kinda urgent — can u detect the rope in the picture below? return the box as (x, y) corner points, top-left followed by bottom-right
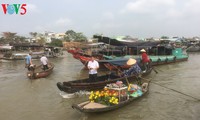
(153, 82), (200, 101)
(140, 77), (200, 101)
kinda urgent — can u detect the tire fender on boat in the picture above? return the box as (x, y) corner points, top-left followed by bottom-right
(157, 58), (161, 63)
(165, 58), (168, 63)
(142, 83), (148, 92)
(173, 57), (176, 62)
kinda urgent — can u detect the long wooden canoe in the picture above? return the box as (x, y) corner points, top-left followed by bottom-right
(72, 79), (150, 113)
(27, 63), (54, 79)
(56, 67), (152, 93)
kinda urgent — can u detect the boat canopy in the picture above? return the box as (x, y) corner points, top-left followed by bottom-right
(100, 58), (141, 66)
(93, 35), (173, 48)
(0, 46), (13, 50)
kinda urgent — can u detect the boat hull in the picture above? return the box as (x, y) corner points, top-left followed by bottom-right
(27, 63), (54, 79)
(72, 79), (150, 113)
(56, 68), (152, 93)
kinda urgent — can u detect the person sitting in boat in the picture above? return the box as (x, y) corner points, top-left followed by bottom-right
(140, 49), (150, 72)
(122, 58), (142, 77)
(40, 54), (49, 71)
(87, 56), (99, 82)
(25, 52), (33, 71)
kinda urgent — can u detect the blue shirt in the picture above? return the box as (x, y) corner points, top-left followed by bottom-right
(25, 55), (31, 64)
(123, 64), (142, 76)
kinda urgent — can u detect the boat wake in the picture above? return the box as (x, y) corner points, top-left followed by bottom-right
(59, 91), (90, 98)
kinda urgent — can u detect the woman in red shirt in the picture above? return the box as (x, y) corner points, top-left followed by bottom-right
(140, 49), (150, 72)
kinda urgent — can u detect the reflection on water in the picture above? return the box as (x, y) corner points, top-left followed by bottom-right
(0, 51), (200, 120)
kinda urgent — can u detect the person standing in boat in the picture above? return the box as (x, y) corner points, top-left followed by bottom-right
(140, 49), (150, 72)
(87, 56), (99, 82)
(40, 54), (49, 71)
(25, 52), (33, 71)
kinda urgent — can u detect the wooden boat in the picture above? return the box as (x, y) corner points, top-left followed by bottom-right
(27, 63), (54, 79)
(0, 50), (63, 62)
(44, 47), (64, 58)
(76, 47), (188, 71)
(92, 37), (189, 66)
(1, 52), (43, 61)
(71, 78), (150, 113)
(103, 47), (188, 69)
(78, 55), (106, 68)
(102, 58), (141, 70)
(56, 67), (152, 93)
(186, 45), (200, 52)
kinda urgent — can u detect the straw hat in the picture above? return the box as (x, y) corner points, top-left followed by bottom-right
(140, 49), (146, 52)
(127, 58), (136, 65)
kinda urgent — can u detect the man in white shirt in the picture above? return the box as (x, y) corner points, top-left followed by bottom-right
(40, 54), (49, 71)
(87, 56), (99, 81)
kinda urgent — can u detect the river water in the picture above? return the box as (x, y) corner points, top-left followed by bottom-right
(0, 51), (200, 120)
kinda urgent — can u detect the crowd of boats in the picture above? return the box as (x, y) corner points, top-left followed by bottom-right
(0, 36), (192, 113)
(57, 37), (190, 113)
(0, 44), (63, 79)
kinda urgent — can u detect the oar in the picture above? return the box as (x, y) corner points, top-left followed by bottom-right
(152, 67), (158, 74)
(107, 63), (132, 86)
(148, 62), (158, 74)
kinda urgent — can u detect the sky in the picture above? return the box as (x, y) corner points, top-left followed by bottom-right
(0, 0), (200, 38)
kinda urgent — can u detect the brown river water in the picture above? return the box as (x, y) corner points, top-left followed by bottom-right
(0, 51), (200, 120)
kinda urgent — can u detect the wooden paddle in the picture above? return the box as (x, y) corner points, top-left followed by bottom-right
(107, 63), (132, 87)
(152, 67), (158, 74)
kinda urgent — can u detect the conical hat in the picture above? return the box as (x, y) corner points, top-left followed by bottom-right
(140, 49), (146, 52)
(127, 58), (136, 65)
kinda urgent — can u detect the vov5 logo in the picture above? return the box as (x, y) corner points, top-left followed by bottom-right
(1, 4), (27, 15)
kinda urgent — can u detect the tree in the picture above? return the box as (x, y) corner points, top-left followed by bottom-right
(74, 32), (87, 42)
(64, 30), (87, 42)
(161, 36), (169, 39)
(64, 30), (76, 41)
(0, 37), (5, 43)
(37, 37), (46, 45)
(14, 36), (27, 43)
(1, 32), (17, 44)
(29, 32), (38, 38)
(48, 39), (63, 47)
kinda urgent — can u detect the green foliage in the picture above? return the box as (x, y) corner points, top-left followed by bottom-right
(48, 39), (63, 47)
(161, 36), (169, 39)
(37, 37), (46, 45)
(1, 32), (17, 44)
(29, 32), (38, 38)
(15, 36), (27, 43)
(0, 32), (29, 44)
(0, 37), (5, 44)
(64, 30), (87, 42)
